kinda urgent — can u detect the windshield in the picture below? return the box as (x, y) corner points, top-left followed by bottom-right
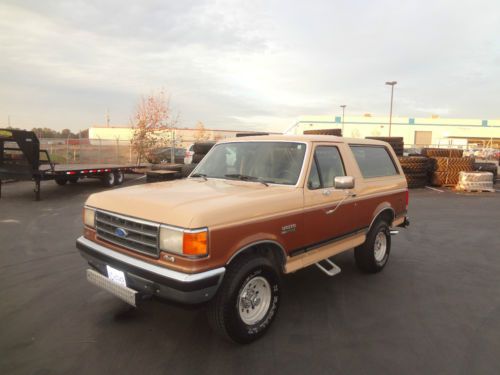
(193, 141), (306, 185)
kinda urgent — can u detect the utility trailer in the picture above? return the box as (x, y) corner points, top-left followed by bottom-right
(0, 129), (139, 201)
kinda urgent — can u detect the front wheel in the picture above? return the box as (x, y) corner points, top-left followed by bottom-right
(207, 254), (281, 344)
(354, 220), (391, 273)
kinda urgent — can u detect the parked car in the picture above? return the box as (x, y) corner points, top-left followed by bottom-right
(183, 144), (194, 164)
(146, 147), (186, 164)
(77, 135), (409, 343)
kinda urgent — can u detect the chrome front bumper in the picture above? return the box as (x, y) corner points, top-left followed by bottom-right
(76, 236), (225, 305)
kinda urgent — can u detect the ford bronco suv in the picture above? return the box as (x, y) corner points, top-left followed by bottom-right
(77, 135), (409, 343)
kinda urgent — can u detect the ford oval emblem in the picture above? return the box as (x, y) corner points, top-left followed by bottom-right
(115, 227), (128, 238)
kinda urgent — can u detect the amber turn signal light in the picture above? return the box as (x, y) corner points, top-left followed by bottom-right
(183, 230), (208, 256)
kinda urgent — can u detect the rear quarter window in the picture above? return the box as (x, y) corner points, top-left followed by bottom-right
(349, 145), (399, 178)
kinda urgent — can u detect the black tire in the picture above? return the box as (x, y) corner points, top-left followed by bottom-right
(101, 172), (115, 187)
(354, 220), (391, 273)
(114, 171), (124, 185)
(207, 254), (281, 344)
(406, 173), (428, 188)
(181, 164), (197, 178)
(193, 142), (215, 154)
(55, 178), (67, 186)
(68, 176), (79, 184)
(192, 153), (205, 164)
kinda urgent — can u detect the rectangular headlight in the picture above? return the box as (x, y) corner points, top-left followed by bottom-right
(159, 226), (208, 257)
(83, 207), (95, 228)
(159, 226), (183, 254)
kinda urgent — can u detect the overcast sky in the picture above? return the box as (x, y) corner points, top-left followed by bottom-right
(1, 0), (499, 132)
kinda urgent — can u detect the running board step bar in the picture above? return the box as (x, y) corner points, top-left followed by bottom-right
(285, 232), (366, 274)
(315, 259), (341, 277)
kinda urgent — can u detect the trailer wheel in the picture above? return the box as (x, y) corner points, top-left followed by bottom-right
(102, 172), (115, 187)
(114, 171), (124, 185)
(69, 176), (79, 184)
(55, 178), (67, 186)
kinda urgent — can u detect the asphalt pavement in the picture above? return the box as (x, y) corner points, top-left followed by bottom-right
(1, 177), (499, 375)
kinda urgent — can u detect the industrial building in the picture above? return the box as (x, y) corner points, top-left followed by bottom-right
(89, 115), (500, 150)
(88, 126), (261, 146)
(288, 115), (500, 148)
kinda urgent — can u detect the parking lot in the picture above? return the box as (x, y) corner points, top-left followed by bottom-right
(1, 177), (499, 375)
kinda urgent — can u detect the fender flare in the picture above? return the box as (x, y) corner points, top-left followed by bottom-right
(226, 240), (287, 269)
(368, 205), (395, 232)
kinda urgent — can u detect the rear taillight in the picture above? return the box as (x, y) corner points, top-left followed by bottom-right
(405, 189), (409, 210)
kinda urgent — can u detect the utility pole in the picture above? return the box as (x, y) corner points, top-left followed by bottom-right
(385, 81), (397, 137)
(106, 108), (110, 127)
(340, 105), (346, 136)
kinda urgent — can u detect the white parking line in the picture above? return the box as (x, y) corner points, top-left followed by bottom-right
(133, 175), (146, 181)
(425, 186), (444, 193)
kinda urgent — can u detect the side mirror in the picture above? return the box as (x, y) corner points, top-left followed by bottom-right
(334, 176), (355, 190)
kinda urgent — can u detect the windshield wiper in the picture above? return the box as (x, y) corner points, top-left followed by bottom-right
(224, 174), (272, 186)
(191, 173), (208, 181)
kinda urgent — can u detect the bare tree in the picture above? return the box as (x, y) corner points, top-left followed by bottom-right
(194, 121), (208, 141)
(131, 91), (177, 164)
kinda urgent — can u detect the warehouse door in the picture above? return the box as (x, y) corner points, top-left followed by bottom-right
(415, 131), (432, 146)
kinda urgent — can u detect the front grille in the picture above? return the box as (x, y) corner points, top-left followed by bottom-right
(95, 210), (160, 257)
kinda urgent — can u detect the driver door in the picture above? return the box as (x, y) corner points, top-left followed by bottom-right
(303, 144), (356, 246)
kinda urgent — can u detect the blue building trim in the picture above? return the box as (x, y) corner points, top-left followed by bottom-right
(297, 120), (500, 128)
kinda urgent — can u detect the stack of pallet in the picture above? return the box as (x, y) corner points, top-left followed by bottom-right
(398, 156), (431, 188)
(456, 171), (495, 192)
(366, 137), (404, 156)
(430, 157), (474, 186)
(421, 148), (463, 158)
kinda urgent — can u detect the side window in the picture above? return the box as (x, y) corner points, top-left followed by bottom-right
(307, 146), (345, 189)
(350, 145), (398, 178)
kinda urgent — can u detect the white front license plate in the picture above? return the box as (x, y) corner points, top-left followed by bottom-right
(106, 265), (126, 287)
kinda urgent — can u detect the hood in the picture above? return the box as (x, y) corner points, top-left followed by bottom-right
(86, 178), (304, 228)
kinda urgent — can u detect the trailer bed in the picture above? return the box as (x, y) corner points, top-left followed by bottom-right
(39, 164), (139, 173)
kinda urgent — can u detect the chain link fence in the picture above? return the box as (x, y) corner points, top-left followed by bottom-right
(39, 136), (208, 165)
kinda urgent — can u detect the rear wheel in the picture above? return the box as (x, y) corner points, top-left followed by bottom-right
(101, 172), (115, 187)
(354, 220), (391, 273)
(55, 178), (67, 186)
(207, 254), (281, 344)
(114, 171), (124, 185)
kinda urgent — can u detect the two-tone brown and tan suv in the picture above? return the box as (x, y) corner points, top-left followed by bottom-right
(77, 135), (409, 343)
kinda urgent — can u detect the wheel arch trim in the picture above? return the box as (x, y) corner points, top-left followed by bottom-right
(226, 240), (287, 268)
(368, 206), (395, 232)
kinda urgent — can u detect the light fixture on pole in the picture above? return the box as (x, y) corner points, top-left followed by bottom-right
(340, 105), (346, 135)
(385, 81), (397, 136)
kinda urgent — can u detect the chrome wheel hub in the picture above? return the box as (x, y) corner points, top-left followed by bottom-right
(238, 276), (272, 325)
(374, 231), (387, 262)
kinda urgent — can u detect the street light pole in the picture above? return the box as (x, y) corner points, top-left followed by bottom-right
(340, 105), (346, 135)
(385, 81), (397, 137)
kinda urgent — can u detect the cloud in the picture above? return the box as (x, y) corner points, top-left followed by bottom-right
(1, 0), (499, 131)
